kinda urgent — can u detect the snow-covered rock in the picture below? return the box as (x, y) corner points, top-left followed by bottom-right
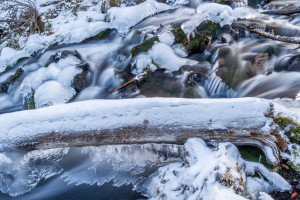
(143, 138), (290, 200)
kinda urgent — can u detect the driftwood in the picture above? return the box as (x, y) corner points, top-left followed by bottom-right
(0, 98), (287, 165)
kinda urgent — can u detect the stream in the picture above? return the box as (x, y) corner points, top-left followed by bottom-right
(0, 0), (299, 199)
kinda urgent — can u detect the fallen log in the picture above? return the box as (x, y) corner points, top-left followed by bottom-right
(0, 98), (287, 165)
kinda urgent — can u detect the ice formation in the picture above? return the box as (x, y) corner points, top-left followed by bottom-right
(0, 148), (68, 197)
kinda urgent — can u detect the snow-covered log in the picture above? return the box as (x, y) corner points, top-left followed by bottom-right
(0, 98), (286, 164)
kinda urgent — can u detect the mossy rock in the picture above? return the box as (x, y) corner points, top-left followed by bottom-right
(171, 21), (221, 55)
(85, 29), (111, 41)
(5, 57), (28, 72)
(131, 36), (159, 58)
(24, 91), (35, 110)
(9, 68), (24, 83)
(274, 115), (300, 145)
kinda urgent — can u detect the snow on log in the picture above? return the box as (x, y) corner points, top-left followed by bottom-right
(0, 98), (284, 164)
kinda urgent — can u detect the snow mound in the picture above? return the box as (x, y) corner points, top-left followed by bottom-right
(143, 138), (290, 200)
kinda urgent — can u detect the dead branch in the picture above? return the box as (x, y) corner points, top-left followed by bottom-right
(263, 9), (300, 16)
(248, 27), (300, 44)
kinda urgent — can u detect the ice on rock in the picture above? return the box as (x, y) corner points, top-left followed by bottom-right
(0, 47), (29, 73)
(108, 0), (172, 34)
(34, 81), (76, 108)
(159, 31), (175, 46)
(132, 42), (194, 74)
(143, 138), (290, 200)
(21, 55), (82, 108)
(172, 44), (188, 57)
(182, 3), (259, 36)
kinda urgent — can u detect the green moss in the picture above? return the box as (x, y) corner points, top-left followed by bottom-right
(91, 29), (110, 40)
(136, 0), (146, 4)
(205, 21), (221, 32)
(131, 36), (159, 58)
(188, 34), (209, 53)
(238, 146), (275, 169)
(28, 100), (36, 110)
(5, 66), (14, 72)
(9, 68), (23, 83)
(171, 28), (186, 43)
(274, 115), (300, 144)
(24, 89), (35, 110)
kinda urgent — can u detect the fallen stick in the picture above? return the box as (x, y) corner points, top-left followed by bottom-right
(110, 78), (137, 94)
(0, 98), (287, 165)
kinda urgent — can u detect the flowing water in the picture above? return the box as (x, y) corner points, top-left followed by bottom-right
(0, 0), (300, 199)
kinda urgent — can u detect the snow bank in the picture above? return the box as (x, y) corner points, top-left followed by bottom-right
(143, 138), (290, 200)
